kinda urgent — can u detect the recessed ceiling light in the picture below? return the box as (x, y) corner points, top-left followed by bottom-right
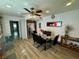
(66, 2), (72, 6)
(6, 5), (11, 8)
(46, 10), (49, 13)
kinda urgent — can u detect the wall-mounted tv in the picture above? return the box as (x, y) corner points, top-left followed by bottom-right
(47, 21), (62, 27)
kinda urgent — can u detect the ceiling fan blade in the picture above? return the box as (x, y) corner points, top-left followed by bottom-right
(36, 10), (42, 13)
(30, 8), (34, 10)
(35, 14), (41, 16)
(24, 8), (31, 12)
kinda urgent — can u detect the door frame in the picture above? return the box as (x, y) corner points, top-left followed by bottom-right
(10, 21), (20, 38)
(26, 20), (37, 38)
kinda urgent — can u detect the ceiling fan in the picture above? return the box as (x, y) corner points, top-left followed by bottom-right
(24, 8), (42, 16)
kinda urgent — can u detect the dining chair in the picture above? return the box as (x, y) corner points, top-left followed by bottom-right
(52, 35), (59, 45)
(45, 35), (59, 50)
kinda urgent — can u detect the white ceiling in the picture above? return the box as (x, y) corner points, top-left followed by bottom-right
(0, 0), (79, 16)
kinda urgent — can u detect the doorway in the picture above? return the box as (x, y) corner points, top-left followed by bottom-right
(10, 21), (20, 39)
(26, 20), (37, 39)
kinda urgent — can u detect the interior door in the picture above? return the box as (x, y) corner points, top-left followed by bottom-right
(10, 21), (19, 39)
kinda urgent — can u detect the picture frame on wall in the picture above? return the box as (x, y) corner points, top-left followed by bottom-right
(47, 21), (62, 27)
(39, 23), (41, 28)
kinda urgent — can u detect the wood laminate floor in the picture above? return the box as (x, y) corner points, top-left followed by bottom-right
(13, 39), (79, 59)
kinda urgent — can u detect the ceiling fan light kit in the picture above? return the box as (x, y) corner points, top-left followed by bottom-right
(24, 7), (56, 20)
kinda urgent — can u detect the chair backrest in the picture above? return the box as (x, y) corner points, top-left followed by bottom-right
(53, 35), (59, 45)
(32, 33), (36, 41)
(37, 35), (46, 45)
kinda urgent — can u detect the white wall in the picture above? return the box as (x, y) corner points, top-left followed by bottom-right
(20, 18), (27, 39)
(2, 15), (28, 39)
(37, 9), (79, 38)
(2, 16), (19, 36)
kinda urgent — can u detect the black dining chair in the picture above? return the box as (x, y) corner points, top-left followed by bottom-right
(36, 35), (46, 48)
(52, 35), (59, 45)
(32, 33), (37, 44)
(45, 35), (59, 50)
